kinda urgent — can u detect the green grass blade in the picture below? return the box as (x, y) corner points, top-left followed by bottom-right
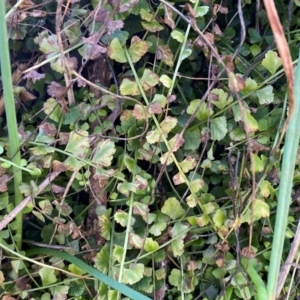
(267, 49), (300, 299)
(0, 0), (23, 250)
(23, 247), (151, 300)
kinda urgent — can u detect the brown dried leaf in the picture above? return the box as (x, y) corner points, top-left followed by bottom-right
(119, 0), (139, 13)
(107, 20), (124, 35)
(57, 98), (69, 113)
(18, 88), (36, 102)
(0, 174), (9, 192)
(83, 34), (100, 44)
(129, 232), (144, 249)
(39, 122), (57, 136)
(213, 24), (223, 36)
(19, 0), (35, 9)
(57, 223), (70, 235)
(47, 82), (68, 98)
(132, 104), (150, 120)
(156, 45), (174, 67)
(163, 4), (175, 29)
(228, 72), (245, 93)
(241, 246), (256, 259)
(30, 10), (47, 17)
(84, 44), (107, 60)
(0, 96), (5, 116)
(133, 203), (149, 217)
(70, 223), (82, 239)
(3, 296), (18, 300)
(187, 260), (198, 271)
(170, 134), (185, 151)
(12, 68), (23, 85)
(58, 132), (69, 145)
(94, 7), (109, 23)
(50, 184), (65, 194)
(184, 3), (195, 18)
(172, 172), (185, 185)
(216, 256), (225, 267)
(213, 4), (228, 15)
(248, 138), (270, 153)
(23, 70), (45, 83)
(52, 160), (69, 172)
(66, 56), (78, 71)
(167, 95), (177, 103)
(148, 102), (162, 114)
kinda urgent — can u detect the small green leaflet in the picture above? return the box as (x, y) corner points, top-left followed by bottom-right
(39, 267), (57, 286)
(94, 244), (109, 273)
(120, 78), (140, 96)
(195, 6), (209, 17)
(140, 9), (164, 32)
(160, 74), (172, 88)
(44, 98), (63, 123)
(187, 100), (214, 121)
(160, 116), (177, 133)
(129, 36), (148, 63)
(140, 69), (159, 91)
(114, 210), (136, 227)
(179, 156), (197, 173)
(92, 139), (116, 167)
(213, 209), (226, 228)
(39, 34), (60, 55)
(122, 264), (145, 285)
(144, 238), (159, 252)
(157, 44), (174, 67)
(107, 38), (127, 63)
(242, 199), (270, 224)
(256, 85), (274, 105)
(181, 48), (192, 60)
(171, 29), (184, 43)
(65, 130), (89, 156)
(261, 50), (282, 75)
(210, 116), (227, 141)
(244, 112), (259, 133)
(210, 89), (233, 109)
(183, 128), (201, 150)
(117, 181), (138, 197)
(161, 197), (185, 220)
(0, 192), (8, 210)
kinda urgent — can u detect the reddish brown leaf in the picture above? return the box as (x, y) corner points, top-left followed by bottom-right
(30, 10), (47, 17)
(57, 98), (69, 113)
(23, 70), (45, 83)
(216, 256), (225, 267)
(94, 7), (109, 23)
(163, 4), (175, 29)
(107, 20), (124, 35)
(19, 0), (35, 9)
(18, 88), (36, 102)
(47, 82), (68, 99)
(53, 160), (69, 172)
(241, 246), (256, 259)
(66, 57), (78, 71)
(213, 4), (228, 15)
(85, 44), (107, 60)
(167, 95), (177, 103)
(0, 174), (9, 192)
(39, 122), (57, 136)
(228, 72), (245, 93)
(148, 102), (162, 114)
(119, 0), (139, 13)
(213, 24), (223, 36)
(58, 132), (69, 145)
